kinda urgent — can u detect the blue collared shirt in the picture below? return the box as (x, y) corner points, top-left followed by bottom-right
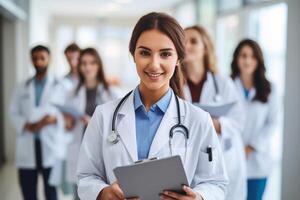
(243, 87), (250, 100)
(34, 76), (47, 106)
(134, 87), (172, 160)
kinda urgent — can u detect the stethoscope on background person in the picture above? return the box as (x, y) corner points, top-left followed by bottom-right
(107, 90), (190, 162)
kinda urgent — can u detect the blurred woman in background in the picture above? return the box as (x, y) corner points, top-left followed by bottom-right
(183, 25), (247, 200)
(231, 39), (280, 200)
(64, 48), (119, 199)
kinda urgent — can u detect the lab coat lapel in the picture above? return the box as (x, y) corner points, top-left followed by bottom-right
(95, 84), (104, 105)
(183, 84), (192, 102)
(40, 76), (54, 106)
(234, 78), (245, 98)
(28, 79), (35, 107)
(199, 72), (213, 104)
(77, 86), (87, 113)
(235, 78), (256, 101)
(116, 92), (138, 161)
(148, 92), (184, 158)
(183, 72), (213, 104)
(248, 87), (256, 101)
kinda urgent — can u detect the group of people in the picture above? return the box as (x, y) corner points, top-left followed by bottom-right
(10, 12), (279, 200)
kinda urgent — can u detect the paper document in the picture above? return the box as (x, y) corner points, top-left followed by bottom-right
(195, 101), (236, 118)
(54, 104), (84, 119)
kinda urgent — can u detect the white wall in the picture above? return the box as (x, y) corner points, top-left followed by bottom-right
(1, 0), (30, 163)
(29, 0), (50, 45)
(281, 0), (300, 199)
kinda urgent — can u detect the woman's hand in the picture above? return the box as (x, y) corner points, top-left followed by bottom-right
(64, 113), (76, 131)
(97, 182), (139, 200)
(80, 115), (91, 126)
(160, 185), (203, 200)
(212, 118), (221, 134)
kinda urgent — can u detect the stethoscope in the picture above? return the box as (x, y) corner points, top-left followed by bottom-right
(107, 90), (190, 162)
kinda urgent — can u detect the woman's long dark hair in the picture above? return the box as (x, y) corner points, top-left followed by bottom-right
(129, 12), (185, 98)
(75, 48), (109, 95)
(231, 39), (271, 103)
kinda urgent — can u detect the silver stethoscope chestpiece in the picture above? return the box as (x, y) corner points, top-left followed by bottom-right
(108, 131), (120, 144)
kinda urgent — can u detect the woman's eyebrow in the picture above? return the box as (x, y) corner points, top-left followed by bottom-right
(137, 46), (175, 52)
(137, 46), (151, 51)
(159, 48), (174, 52)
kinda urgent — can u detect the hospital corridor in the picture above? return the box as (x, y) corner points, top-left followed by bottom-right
(0, 0), (299, 200)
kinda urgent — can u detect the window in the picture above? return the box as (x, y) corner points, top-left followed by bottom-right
(216, 14), (240, 75)
(248, 4), (287, 199)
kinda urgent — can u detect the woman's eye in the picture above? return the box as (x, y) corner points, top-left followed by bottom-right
(191, 38), (197, 45)
(140, 50), (150, 56)
(161, 51), (172, 58)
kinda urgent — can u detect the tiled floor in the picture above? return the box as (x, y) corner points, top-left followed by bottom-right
(0, 162), (72, 200)
(0, 161), (281, 200)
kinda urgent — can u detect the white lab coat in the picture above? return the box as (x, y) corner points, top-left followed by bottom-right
(10, 75), (65, 169)
(65, 84), (119, 183)
(51, 74), (79, 106)
(234, 78), (280, 178)
(77, 90), (228, 200)
(48, 74), (79, 186)
(183, 72), (247, 200)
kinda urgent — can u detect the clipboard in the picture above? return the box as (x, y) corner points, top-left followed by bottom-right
(113, 155), (189, 200)
(53, 104), (84, 119)
(195, 101), (236, 118)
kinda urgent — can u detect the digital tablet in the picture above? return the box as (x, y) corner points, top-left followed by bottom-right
(113, 155), (189, 200)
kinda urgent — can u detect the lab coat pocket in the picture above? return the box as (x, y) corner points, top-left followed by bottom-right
(16, 136), (34, 164)
(222, 139), (238, 173)
(199, 148), (216, 178)
(20, 95), (31, 116)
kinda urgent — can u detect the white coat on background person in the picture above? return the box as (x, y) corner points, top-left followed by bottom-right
(183, 72), (247, 200)
(52, 74), (79, 106)
(10, 75), (65, 168)
(76, 90), (228, 200)
(183, 25), (246, 200)
(51, 43), (80, 106)
(234, 78), (280, 178)
(48, 44), (81, 189)
(65, 83), (119, 183)
(47, 74), (80, 188)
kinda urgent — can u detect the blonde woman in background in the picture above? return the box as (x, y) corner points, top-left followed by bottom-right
(183, 25), (247, 200)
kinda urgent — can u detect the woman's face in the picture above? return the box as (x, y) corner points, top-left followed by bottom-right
(184, 29), (205, 63)
(79, 54), (99, 82)
(237, 45), (258, 77)
(134, 29), (179, 92)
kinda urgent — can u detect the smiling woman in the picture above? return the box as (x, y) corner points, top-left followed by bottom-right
(129, 12), (186, 101)
(76, 12), (228, 200)
(132, 29), (178, 110)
